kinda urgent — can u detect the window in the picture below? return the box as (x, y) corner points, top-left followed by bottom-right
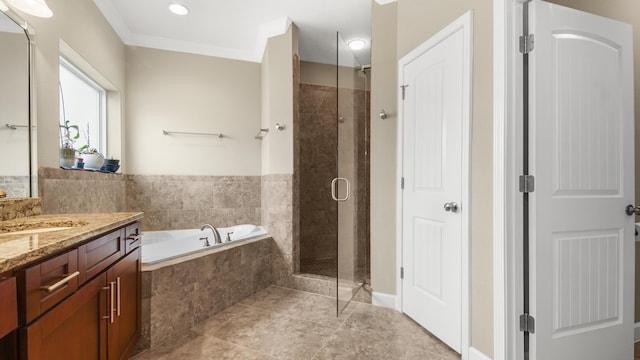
(59, 57), (106, 155)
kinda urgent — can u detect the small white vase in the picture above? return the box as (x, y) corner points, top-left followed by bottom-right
(83, 153), (105, 170)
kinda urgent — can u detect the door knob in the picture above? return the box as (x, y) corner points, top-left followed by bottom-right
(626, 204), (640, 216)
(444, 202), (458, 213)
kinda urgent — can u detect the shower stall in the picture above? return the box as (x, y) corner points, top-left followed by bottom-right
(297, 33), (370, 313)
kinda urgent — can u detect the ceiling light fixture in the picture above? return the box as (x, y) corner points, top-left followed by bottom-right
(169, 3), (189, 16)
(348, 39), (366, 51)
(7, 0), (53, 18)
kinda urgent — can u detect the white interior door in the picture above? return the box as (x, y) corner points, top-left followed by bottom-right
(400, 14), (470, 354)
(529, 1), (635, 359)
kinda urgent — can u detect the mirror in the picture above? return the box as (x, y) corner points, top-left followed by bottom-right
(0, 10), (33, 198)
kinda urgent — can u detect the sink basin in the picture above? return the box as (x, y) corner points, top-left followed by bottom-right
(0, 220), (88, 235)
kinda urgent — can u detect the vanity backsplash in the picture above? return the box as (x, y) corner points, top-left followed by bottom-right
(0, 198), (42, 222)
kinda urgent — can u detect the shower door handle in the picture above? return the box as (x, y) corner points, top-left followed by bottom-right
(331, 178), (350, 202)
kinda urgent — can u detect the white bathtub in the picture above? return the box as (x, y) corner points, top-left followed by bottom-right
(141, 224), (267, 265)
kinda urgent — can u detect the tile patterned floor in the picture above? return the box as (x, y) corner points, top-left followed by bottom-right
(132, 286), (460, 360)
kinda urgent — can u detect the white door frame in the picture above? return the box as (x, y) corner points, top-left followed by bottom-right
(494, 1), (525, 359)
(396, 10), (472, 359)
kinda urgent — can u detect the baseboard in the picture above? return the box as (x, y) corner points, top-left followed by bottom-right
(469, 347), (492, 360)
(371, 291), (396, 309)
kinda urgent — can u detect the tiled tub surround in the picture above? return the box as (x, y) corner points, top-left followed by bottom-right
(38, 167), (261, 231)
(127, 175), (261, 231)
(137, 235), (273, 353)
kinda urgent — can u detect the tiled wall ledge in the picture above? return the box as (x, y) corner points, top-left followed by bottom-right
(38, 167), (126, 214)
(0, 197), (42, 222)
(135, 236), (273, 354)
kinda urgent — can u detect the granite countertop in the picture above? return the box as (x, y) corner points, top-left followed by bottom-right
(0, 212), (143, 273)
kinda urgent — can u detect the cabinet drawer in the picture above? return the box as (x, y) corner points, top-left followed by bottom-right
(124, 222), (141, 254)
(79, 229), (125, 284)
(21, 272), (108, 360)
(18, 249), (79, 324)
(0, 277), (18, 339)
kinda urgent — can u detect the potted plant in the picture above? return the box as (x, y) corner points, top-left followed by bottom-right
(59, 120), (79, 168)
(80, 147), (105, 170)
(77, 124), (105, 170)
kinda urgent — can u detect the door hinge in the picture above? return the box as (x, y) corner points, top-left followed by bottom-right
(401, 85), (409, 100)
(519, 313), (535, 333)
(400, 267), (404, 279)
(519, 34), (535, 54)
(401, 177), (405, 189)
(519, 175), (535, 193)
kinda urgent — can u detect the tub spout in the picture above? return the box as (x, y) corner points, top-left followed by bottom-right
(200, 224), (222, 244)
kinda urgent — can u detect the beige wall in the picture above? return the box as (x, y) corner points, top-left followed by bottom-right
(125, 46), (261, 176)
(261, 26), (297, 175)
(22, 0), (125, 171)
(370, 0), (494, 356)
(370, 1), (398, 296)
(300, 61), (370, 90)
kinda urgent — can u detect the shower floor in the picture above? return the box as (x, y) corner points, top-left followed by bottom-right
(300, 257), (337, 278)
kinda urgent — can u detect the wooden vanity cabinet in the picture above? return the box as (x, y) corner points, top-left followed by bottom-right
(107, 248), (141, 360)
(20, 272), (108, 359)
(0, 277), (18, 339)
(15, 221), (141, 360)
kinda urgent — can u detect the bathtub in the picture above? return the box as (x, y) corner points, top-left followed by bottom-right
(141, 224), (267, 265)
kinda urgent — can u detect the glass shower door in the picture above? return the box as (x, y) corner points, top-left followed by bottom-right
(335, 32), (369, 315)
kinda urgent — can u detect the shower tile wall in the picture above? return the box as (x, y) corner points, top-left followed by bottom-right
(38, 168), (260, 231)
(299, 83), (338, 265)
(298, 82), (370, 281)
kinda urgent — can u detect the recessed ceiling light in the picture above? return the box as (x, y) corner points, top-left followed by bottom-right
(348, 39), (366, 51)
(169, 3), (188, 16)
(7, 0), (53, 17)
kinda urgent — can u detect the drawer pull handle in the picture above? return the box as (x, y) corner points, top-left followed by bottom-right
(127, 234), (141, 242)
(40, 271), (80, 293)
(102, 285), (111, 321)
(102, 281), (116, 323)
(116, 277), (121, 316)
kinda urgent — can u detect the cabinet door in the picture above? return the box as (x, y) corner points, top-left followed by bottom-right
(107, 248), (141, 360)
(21, 273), (107, 360)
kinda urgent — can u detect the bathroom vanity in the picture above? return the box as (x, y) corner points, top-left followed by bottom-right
(0, 212), (143, 360)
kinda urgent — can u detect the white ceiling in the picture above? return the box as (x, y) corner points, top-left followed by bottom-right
(92, 0), (373, 66)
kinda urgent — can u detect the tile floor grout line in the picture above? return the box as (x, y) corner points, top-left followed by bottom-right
(308, 324), (342, 360)
(205, 332), (279, 360)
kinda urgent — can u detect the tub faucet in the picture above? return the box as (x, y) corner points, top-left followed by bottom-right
(200, 224), (222, 245)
